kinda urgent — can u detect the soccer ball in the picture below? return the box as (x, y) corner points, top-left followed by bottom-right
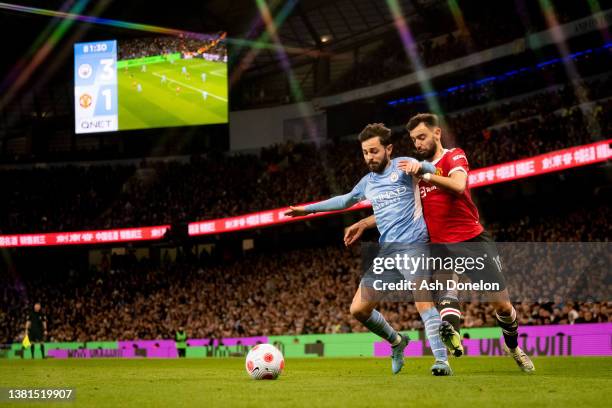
(245, 343), (284, 380)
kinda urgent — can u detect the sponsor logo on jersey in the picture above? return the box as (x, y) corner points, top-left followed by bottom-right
(371, 186), (407, 210)
(419, 184), (438, 198)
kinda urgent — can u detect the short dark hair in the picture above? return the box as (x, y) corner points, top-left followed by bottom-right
(406, 113), (440, 131)
(358, 123), (392, 146)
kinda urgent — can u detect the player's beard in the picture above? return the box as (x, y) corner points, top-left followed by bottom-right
(368, 154), (389, 173)
(416, 142), (437, 161)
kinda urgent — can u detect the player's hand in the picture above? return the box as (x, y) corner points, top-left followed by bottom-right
(344, 221), (366, 247)
(398, 160), (422, 177)
(284, 206), (309, 217)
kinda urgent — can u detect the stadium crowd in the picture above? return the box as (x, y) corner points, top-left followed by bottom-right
(1, 204), (609, 343)
(118, 35), (226, 60)
(1, 72), (610, 235)
(431, 90), (611, 168)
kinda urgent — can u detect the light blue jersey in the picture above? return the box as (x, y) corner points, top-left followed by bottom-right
(305, 157), (435, 243)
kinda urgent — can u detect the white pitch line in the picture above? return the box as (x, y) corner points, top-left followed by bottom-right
(152, 72), (228, 102)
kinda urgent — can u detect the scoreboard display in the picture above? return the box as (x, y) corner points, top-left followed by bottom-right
(74, 40), (119, 134)
(73, 35), (228, 134)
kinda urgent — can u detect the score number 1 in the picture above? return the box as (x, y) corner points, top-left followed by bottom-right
(102, 89), (112, 110)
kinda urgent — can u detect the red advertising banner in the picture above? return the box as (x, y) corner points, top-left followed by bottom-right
(467, 139), (611, 188)
(0, 226), (170, 248)
(1, 140), (610, 246)
(187, 200), (372, 236)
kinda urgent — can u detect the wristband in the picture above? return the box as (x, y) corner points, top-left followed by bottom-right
(422, 173), (432, 181)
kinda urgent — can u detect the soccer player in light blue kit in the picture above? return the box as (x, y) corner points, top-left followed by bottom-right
(286, 123), (452, 375)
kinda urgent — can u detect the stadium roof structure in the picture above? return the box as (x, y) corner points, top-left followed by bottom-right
(235, 0), (427, 76)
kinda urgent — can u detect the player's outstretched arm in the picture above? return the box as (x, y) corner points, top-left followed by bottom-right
(284, 193), (360, 217)
(344, 215), (376, 247)
(284, 177), (367, 217)
(284, 206), (309, 217)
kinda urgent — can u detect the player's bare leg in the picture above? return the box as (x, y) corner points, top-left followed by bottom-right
(350, 286), (408, 374)
(491, 291), (534, 373)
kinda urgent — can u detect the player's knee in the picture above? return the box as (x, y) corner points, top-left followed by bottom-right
(495, 302), (514, 316)
(349, 302), (371, 322)
(415, 301), (435, 314)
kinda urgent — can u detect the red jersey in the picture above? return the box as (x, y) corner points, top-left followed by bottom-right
(418, 148), (483, 243)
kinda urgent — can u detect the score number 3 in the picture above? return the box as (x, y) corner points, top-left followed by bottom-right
(99, 58), (115, 80)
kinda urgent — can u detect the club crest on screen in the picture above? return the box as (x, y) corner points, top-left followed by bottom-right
(79, 93), (92, 108)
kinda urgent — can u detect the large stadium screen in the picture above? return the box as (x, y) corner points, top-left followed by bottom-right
(73, 33), (227, 134)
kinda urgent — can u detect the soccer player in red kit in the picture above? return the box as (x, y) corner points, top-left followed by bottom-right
(344, 113), (534, 373)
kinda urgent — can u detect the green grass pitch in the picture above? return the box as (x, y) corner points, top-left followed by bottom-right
(117, 59), (228, 130)
(1, 357), (611, 407)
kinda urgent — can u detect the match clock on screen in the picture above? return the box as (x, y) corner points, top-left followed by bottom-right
(74, 40), (118, 133)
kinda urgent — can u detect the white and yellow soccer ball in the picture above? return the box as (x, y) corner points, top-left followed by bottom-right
(245, 343), (284, 380)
